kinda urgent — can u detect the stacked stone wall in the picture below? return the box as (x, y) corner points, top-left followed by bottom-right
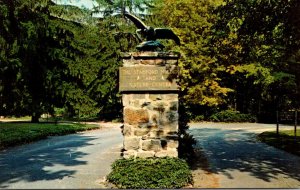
(122, 93), (178, 158)
(120, 52), (180, 158)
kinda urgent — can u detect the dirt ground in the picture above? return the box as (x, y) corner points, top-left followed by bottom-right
(187, 148), (220, 188)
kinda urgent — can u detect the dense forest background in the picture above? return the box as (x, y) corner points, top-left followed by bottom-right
(1, 0), (300, 123)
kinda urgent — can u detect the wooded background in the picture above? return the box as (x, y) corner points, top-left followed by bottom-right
(1, 0), (300, 123)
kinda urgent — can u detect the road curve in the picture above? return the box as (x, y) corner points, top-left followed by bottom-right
(189, 123), (300, 188)
(0, 124), (123, 189)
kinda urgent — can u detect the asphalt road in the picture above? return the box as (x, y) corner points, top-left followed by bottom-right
(0, 123), (123, 189)
(189, 122), (300, 188)
(1, 122), (300, 189)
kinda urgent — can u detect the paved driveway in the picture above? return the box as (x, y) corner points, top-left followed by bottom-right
(189, 123), (300, 188)
(0, 124), (123, 189)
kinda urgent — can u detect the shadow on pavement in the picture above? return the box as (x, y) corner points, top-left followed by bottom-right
(0, 134), (97, 188)
(188, 127), (300, 183)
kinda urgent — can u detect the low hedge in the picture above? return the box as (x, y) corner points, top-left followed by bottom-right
(209, 110), (256, 123)
(107, 157), (193, 189)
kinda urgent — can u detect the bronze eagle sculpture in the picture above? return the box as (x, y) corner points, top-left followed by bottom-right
(123, 12), (180, 51)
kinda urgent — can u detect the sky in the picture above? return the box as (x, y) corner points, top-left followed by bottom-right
(53, 0), (99, 9)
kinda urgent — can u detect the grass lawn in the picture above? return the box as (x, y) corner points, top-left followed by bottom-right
(0, 122), (99, 150)
(258, 129), (300, 156)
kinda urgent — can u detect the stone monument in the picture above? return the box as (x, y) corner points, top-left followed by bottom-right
(119, 12), (180, 159)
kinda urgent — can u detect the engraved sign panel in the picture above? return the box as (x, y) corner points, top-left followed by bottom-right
(119, 66), (178, 91)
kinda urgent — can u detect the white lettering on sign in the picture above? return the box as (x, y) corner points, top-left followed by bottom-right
(119, 66), (178, 91)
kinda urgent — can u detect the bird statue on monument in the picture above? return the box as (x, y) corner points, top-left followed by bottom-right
(123, 12), (180, 51)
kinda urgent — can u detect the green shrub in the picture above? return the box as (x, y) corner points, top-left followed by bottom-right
(192, 115), (205, 122)
(178, 133), (197, 164)
(107, 157), (193, 189)
(209, 110), (256, 123)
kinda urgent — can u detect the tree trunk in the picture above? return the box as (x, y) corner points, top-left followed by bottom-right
(31, 112), (40, 123)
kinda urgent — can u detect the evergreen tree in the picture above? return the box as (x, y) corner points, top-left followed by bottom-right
(0, 0), (104, 121)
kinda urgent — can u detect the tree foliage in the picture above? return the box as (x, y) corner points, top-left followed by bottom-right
(0, 0), (154, 122)
(152, 0), (231, 107)
(212, 0), (300, 120)
(1, 0), (121, 121)
(152, 0), (300, 121)
(1, 0), (300, 123)
(1, 0), (60, 121)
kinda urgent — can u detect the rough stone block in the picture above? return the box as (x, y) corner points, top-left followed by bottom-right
(132, 94), (146, 99)
(153, 102), (167, 112)
(129, 51), (180, 58)
(134, 128), (150, 136)
(166, 111), (178, 123)
(123, 150), (136, 159)
(170, 101), (178, 111)
(120, 52), (131, 58)
(138, 123), (149, 129)
(161, 140), (168, 149)
(165, 130), (179, 136)
(140, 59), (165, 65)
(133, 100), (141, 107)
(149, 130), (164, 138)
(158, 114), (176, 126)
(142, 139), (162, 152)
(122, 94), (131, 106)
(167, 140), (179, 148)
(165, 59), (178, 64)
(166, 134), (179, 140)
(149, 94), (163, 101)
(122, 124), (132, 136)
(155, 149), (178, 158)
(154, 151), (168, 158)
(132, 51), (159, 57)
(123, 59), (136, 66)
(162, 94), (178, 100)
(122, 96), (142, 107)
(166, 149), (178, 157)
(141, 101), (151, 108)
(148, 123), (158, 130)
(151, 114), (158, 124)
(124, 108), (149, 125)
(137, 151), (155, 158)
(124, 137), (140, 150)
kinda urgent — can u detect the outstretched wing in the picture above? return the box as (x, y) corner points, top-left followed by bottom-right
(124, 12), (148, 30)
(154, 28), (180, 45)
